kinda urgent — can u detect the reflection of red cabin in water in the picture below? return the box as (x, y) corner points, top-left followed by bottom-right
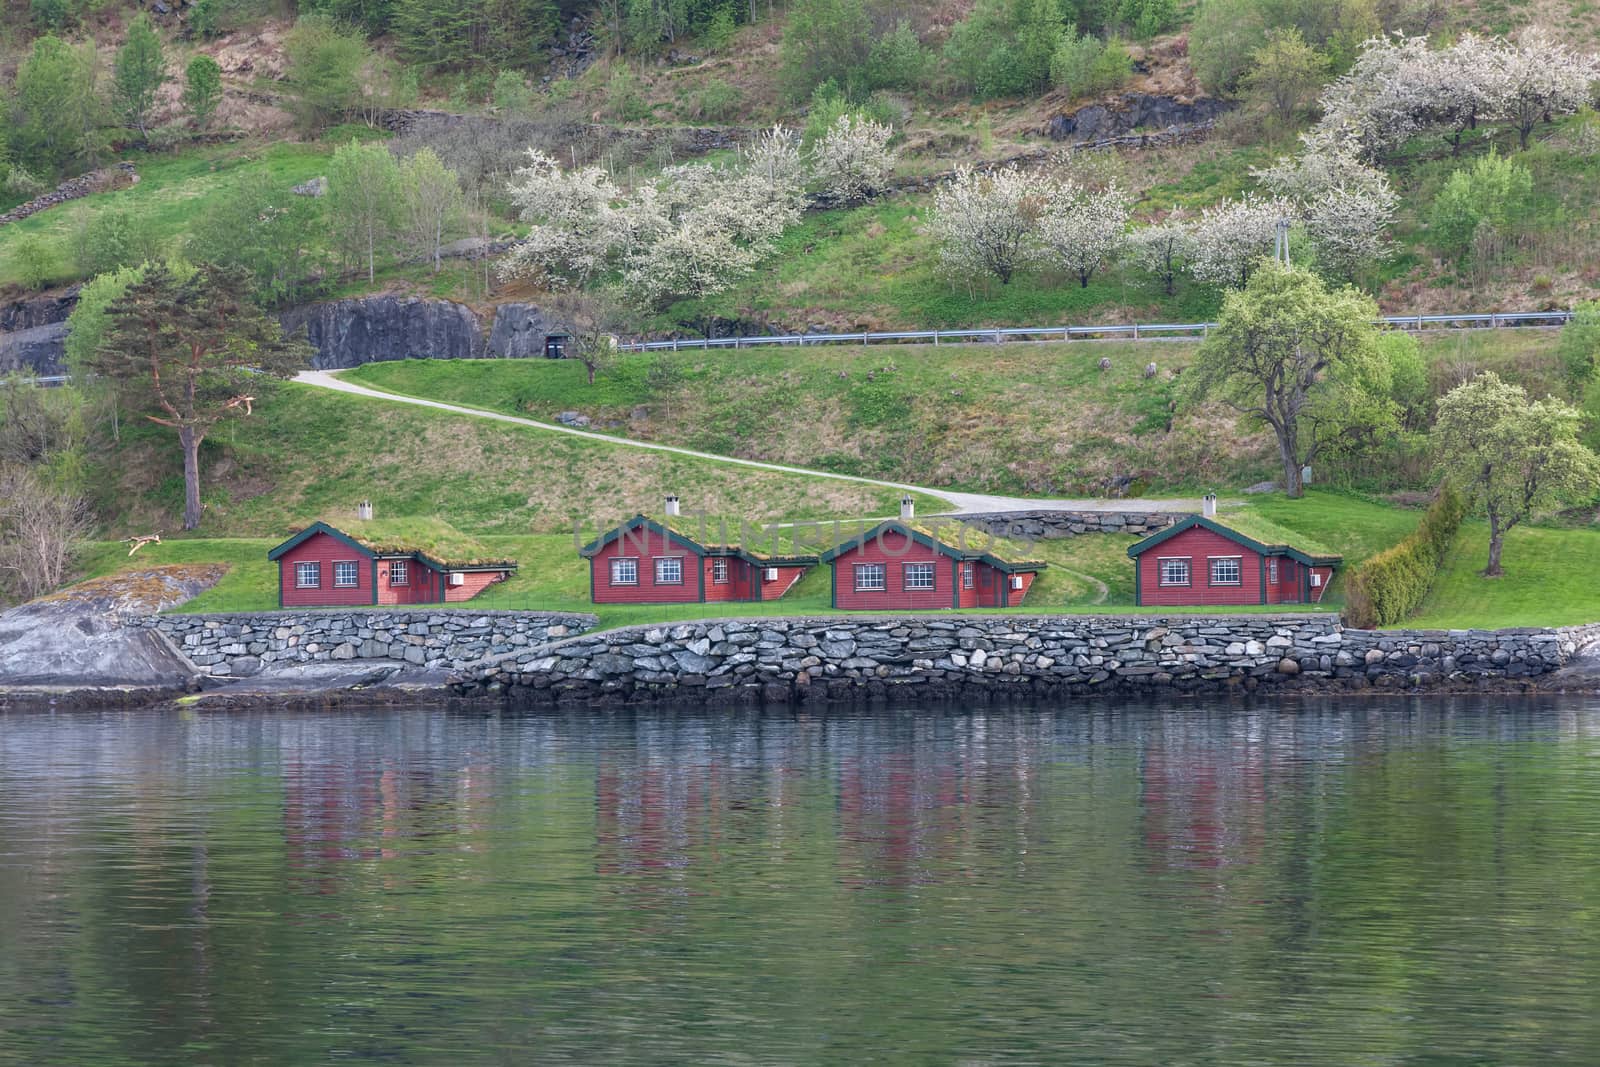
(581, 499), (818, 605)
(819, 517), (1046, 610)
(1127, 504), (1341, 608)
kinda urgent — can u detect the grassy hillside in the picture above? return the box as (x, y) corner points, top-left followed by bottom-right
(92, 380), (944, 541)
(345, 328), (1569, 496)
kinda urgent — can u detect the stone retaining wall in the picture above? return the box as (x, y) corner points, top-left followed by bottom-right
(454, 615), (1600, 707)
(0, 163), (137, 227)
(143, 611), (597, 677)
(954, 511), (1183, 539)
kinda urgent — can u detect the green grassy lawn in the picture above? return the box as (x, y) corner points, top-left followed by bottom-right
(1410, 522), (1600, 629)
(0, 141), (338, 288)
(94, 380), (945, 541)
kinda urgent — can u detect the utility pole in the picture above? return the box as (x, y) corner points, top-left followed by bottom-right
(1274, 218), (1292, 267)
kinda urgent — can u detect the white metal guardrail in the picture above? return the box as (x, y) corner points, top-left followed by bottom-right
(618, 311), (1576, 352)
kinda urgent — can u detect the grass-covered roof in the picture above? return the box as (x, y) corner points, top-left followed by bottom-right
(327, 518), (516, 569)
(1211, 512), (1340, 561)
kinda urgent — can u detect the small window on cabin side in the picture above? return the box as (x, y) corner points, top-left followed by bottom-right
(712, 558), (729, 583)
(390, 561), (409, 586)
(333, 561), (360, 588)
(1268, 559), (1278, 583)
(855, 563), (886, 591)
(1210, 557), (1242, 585)
(904, 562), (936, 590)
(611, 558), (638, 585)
(1159, 559), (1190, 586)
(655, 557), (683, 584)
(295, 562), (320, 588)
(963, 563), (974, 590)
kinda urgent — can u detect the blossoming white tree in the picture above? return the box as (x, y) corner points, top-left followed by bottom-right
(1126, 210), (1193, 295)
(500, 151), (628, 288)
(1487, 29), (1600, 150)
(808, 113), (897, 204)
(1035, 178), (1130, 288)
(1188, 193), (1292, 289)
(1256, 132), (1398, 280)
(928, 165), (1050, 286)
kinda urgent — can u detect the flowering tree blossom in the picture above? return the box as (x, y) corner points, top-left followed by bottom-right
(1486, 29), (1600, 150)
(1317, 34), (1433, 159)
(1256, 132), (1397, 279)
(500, 151), (628, 287)
(808, 113), (898, 204)
(1126, 210), (1193, 295)
(1188, 192), (1293, 289)
(929, 165), (1051, 286)
(1035, 178), (1130, 287)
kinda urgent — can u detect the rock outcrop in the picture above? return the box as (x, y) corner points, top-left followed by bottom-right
(0, 321), (68, 376)
(1047, 93), (1233, 142)
(281, 294), (487, 369)
(487, 303), (551, 359)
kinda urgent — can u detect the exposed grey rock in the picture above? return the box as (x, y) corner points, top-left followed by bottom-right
(280, 294), (485, 369)
(0, 321), (68, 376)
(487, 303), (550, 359)
(1047, 93), (1233, 142)
(555, 411), (592, 427)
(1243, 481), (1280, 495)
(291, 176), (328, 197)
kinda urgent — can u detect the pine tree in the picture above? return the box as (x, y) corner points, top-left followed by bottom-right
(89, 265), (310, 531)
(113, 13), (168, 138)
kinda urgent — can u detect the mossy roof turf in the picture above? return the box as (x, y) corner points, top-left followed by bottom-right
(899, 520), (1046, 567)
(586, 514), (820, 563)
(310, 518), (516, 569)
(1210, 512), (1339, 560)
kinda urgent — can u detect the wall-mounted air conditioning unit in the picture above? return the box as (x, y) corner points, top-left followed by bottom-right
(764, 567), (779, 581)
(448, 572), (465, 587)
(1010, 575), (1025, 590)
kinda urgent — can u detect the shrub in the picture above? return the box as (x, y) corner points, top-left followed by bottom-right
(74, 209), (163, 278)
(493, 71), (533, 114)
(1429, 151), (1533, 260)
(780, 0), (874, 99)
(1343, 484), (1466, 628)
(1050, 28), (1133, 97)
(693, 80), (742, 122)
(14, 236), (63, 290)
(702, 7), (738, 52)
(865, 21), (929, 92)
(1558, 300), (1600, 389)
(184, 55), (224, 129)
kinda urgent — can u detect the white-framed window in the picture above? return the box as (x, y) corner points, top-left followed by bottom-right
(610, 558), (638, 585)
(295, 561), (320, 588)
(962, 563), (974, 590)
(1210, 557), (1243, 585)
(904, 562), (936, 590)
(854, 563), (886, 591)
(1268, 558), (1278, 583)
(390, 560), (409, 586)
(712, 558), (729, 584)
(1158, 558), (1190, 586)
(655, 557), (683, 584)
(333, 561), (360, 588)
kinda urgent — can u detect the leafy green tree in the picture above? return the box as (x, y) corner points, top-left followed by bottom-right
(392, 0), (557, 69)
(13, 236), (61, 291)
(400, 147), (466, 271)
(12, 35), (103, 176)
(779, 0), (874, 99)
(1428, 151), (1532, 260)
(1241, 28), (1326, 123)
(29, 0), (74, 31)
(1432, 372), (1598, 576)
(1556, 301), (1600, 390)
(187, 171), (329, 306)
(112, 13), (168, 138)
(283, 14), (369, 131)
(1116, 0), (1176, 37)
(1189, 262), (1390, 498)
(328, 139), (402, 282)
(89, 264), (311, 530)
(73, 209), (163, 278)
(1050, 26), (1132, 96)
(183, 56), (224, 129)
(946, 0), (1067, 99)
(1188, 0), (1267, 93)
(1376, 331), (1430, 430)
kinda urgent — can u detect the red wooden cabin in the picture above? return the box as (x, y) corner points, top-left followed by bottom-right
(268, 519), (516, 609)
(1127, 511), (1340, 608)
(582, 512), (818, 605)
(820, 520), (1045, 610)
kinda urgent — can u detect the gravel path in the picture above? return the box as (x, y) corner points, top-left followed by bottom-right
(297, 370), (1206, 516)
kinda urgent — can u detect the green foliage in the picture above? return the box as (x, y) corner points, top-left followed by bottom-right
(945, 0), (1066, 100)
(183, 56), (224, 129)
(327, 139), (402, 282)
(1241, 27), (1326, 122)
(691, 80), (742, 122)
(1376, 331), (1430, 429)
(1116, 0), (1176, 37)
(283, 14), (371, 132)
(13, 235), (61, 290)
(865, 21), (930, 92)
(1557, 300), (1600, 390)
(1050, 27), (1132, 97)
(189, 0), (220, 37)
(1189, 0), (1268, 93)
(779, 0), (874, 99)
(604, 64), (652, 121)
(73, 209), (163, 279)
(392, 0), (557, 70)
(29, 0), (75, 30)
(12, 35), (103, 177)
(300, 0), (396, 34)
(1343, 484), (1465, 628)
(701, 6), (738, 51)
(1429, 151), (1533, 260)
(493, 70), (534, 114)
(186, 170), (330, 307)
(112, 13), (168, 137)
(65, 262), (149, 375)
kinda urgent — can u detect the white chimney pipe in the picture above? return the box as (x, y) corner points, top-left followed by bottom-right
(900, 495), (914, 521)
(357, 500), (373, 521)
(664, 494), (680, 517)
(1202, 494), (1217, 520)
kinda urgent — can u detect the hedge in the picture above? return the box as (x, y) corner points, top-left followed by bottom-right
(1343, 485), (1466, 629)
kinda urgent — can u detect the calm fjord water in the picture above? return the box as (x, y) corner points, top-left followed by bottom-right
(2, 700), (1599, 1065)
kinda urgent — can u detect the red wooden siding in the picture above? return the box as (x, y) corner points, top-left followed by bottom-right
(702, 556), (757, 603)
(376, 557), (444, 605)
(590, 527), (704, 605)
(831, 531), (955, 611)
(762, 564), (810, 600)
(1308, 565), (1335, 603)
(445, 569), (511, 602)
(278, 531), (373, 608)
(1137, 527), (1265, 607)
